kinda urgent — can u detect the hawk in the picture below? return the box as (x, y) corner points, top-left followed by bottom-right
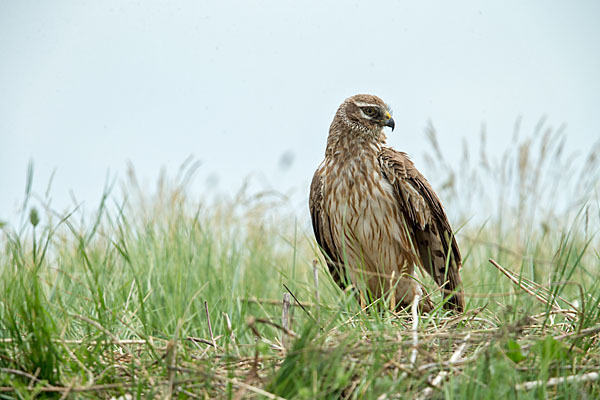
(309, 94), (465, 312)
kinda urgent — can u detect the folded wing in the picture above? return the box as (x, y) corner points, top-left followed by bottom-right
(378, 147), (465, 311)
(309, 172), (346, 289)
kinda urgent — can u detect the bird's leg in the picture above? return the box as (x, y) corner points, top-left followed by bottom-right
(418, 285), (434, 313)
(394, 274), (433, 313)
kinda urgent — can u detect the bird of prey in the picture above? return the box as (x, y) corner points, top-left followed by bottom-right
(309, 94), (465, 312)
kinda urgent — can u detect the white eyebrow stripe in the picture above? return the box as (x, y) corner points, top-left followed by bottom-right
(353, 101), (380, 108)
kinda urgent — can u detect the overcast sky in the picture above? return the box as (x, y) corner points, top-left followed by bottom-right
(1, 1), (599, 225)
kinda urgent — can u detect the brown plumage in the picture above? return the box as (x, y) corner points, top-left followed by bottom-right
(309, 94), (465, 312)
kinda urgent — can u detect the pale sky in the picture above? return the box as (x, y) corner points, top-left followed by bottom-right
(1, 1), (599, 225)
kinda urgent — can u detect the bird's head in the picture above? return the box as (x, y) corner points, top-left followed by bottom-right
(337, 94), (395, 134)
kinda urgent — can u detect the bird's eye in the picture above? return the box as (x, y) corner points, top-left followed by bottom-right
(362, 107), (377, 117)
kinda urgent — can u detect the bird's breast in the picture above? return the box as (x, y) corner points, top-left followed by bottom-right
(322, 156), (401, 245)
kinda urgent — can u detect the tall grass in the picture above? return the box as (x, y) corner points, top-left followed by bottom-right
(0, 124), (599, 398)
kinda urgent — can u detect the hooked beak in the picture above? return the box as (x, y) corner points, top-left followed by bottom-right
(383, 112), (395, 131)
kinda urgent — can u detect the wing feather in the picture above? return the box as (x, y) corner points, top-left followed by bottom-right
(309, 170), (346, 289)
(378, 147), (465, 311)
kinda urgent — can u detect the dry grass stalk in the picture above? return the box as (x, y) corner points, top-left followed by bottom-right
(515, 371), (599, 391)
(58, 339), (95, 386)
(204, 301), (218, 350)
(255, 317), (297, 339)
(0, 382), (140, 393)
(410, 293), (421, 367)
(177, 388), (202, 399)
(0, 369), (40, 383)
(312, 259), (320, 322)
(223, 312), (241, 357)
(223, 312), (234, 342)
(222, 376), (287, 400)
(488, 259), (577, 320)
(282, 292), (291, 349)
(390, 270), (397, 311)
(240, 297), (315, 308)
(416, 333), (471, 400)
(70, 313), (136, 361)
(553, 324), (600, 341)
(166, 338), (178, 399)
(58, 381), (74, 400)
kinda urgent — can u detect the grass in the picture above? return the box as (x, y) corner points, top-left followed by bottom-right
(1, 122), (599, 399)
